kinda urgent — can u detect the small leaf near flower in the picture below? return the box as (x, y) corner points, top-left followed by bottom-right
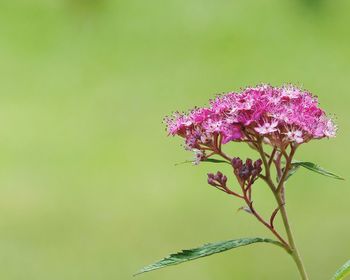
(291, 161), (344, 180)
(203, 158), (230, 164)
(237, 206), (253, 214)
(175, 158), (229, 166)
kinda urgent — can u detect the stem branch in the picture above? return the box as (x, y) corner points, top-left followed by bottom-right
(213, 137), (309, 279)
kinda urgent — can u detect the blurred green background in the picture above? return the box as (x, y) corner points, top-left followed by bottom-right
(0, 0), (349, 279)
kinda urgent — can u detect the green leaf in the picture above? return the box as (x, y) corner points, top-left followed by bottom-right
(292, 161), (344, 180)
(175, 158), (229, 166)
(203, 158), (229, 164)
(135, 237), (283, 275)
(174, 160), (195, 166)
(286, 165), (300, 180)
(278, 164), (301, 183)
(332, 260), (350, 280)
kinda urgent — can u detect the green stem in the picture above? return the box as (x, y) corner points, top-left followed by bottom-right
(275, 193), (309, 280)
(257, 141), (309, 280)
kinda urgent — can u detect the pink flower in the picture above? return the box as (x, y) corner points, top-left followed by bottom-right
(165, 113), (191, 136)
(165, 84), (336, 153)
(190, 108), (212, 123)
(203, 117), (224, 133)
(281, 85), (301, 99)
(323, 119), (337, 137)
(221, 124), (243, 144)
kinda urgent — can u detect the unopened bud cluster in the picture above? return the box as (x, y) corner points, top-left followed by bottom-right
(207, 171), (227, 188)
(206, 157), (263, 200)
(232, 157), (263, 183)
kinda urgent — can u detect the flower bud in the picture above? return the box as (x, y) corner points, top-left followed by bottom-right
(232, 157), (243, 169)
(254, 159), (263, 168)
(221, 175), (228, 185)
(252, 168), (262, 178)
(251, 169), (259, 177)
(207, 177), (216, 186)
(256, 166), (262, 174)
(239, 165), (251, 180)
(245, 158), (253, 171)
(207, 173), (216, 186)
(215, 171), (223, 181)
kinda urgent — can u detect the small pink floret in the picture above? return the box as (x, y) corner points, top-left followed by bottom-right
(254, 120), (279, 135)
(286, 129), (304, 144)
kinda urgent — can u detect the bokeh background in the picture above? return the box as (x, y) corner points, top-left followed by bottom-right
(0, 0), (349, 279)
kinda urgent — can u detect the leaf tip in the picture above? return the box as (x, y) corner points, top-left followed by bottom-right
(132, 271), (143, 277)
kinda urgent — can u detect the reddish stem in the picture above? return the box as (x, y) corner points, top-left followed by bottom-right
(270, 206), (282, 228)
(241, 189), (289, 248)
(210, 138), (290, 250)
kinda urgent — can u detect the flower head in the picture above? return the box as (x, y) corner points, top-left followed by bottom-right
(165, 84), (336, 153)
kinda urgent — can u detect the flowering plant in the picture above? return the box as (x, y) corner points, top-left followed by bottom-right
(137, 84), (347, 279)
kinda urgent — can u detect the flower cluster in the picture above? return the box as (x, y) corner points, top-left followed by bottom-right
(207, 171), (243, 199)
(165, 84), (336, 152)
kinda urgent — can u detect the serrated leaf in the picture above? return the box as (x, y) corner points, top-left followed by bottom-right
(135, 237), (283, 275)
(332, 260), (350, 280)
(292, 161), (344, 180)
